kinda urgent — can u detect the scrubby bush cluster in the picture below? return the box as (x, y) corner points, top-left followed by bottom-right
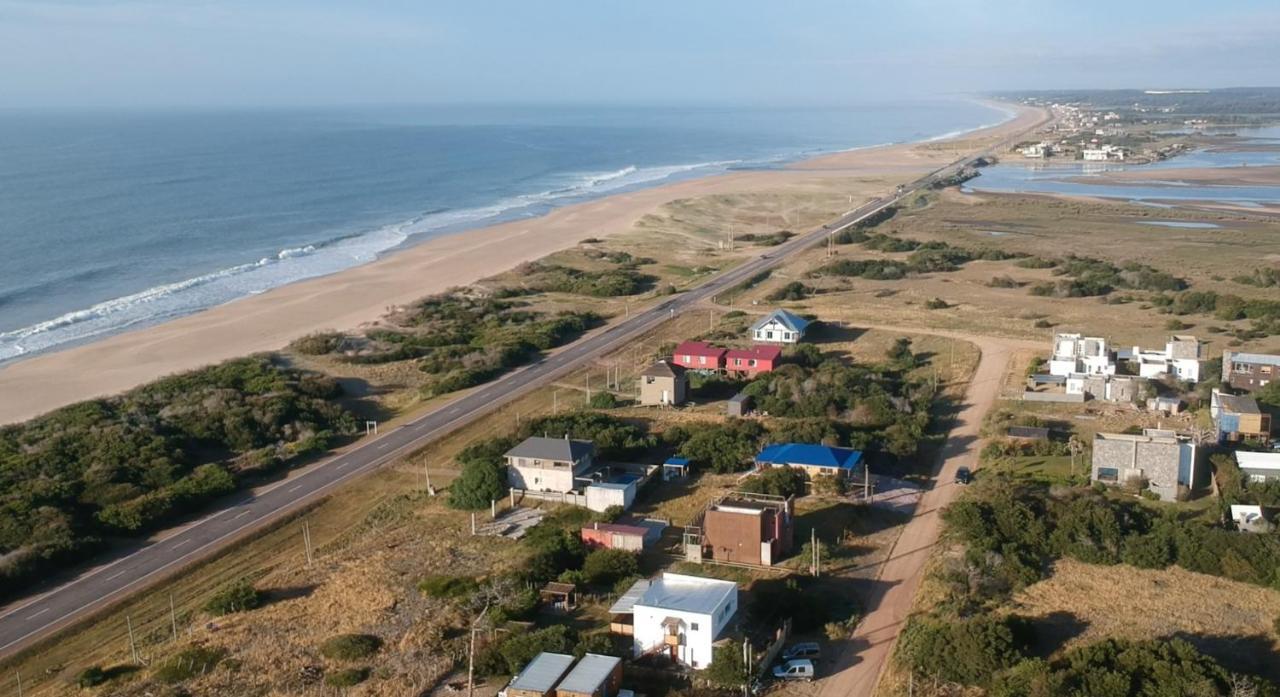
(320, 634), (383, 661)
(813, 238), (1021, 281)
(1028, 255), (1185, 298)
(765, 281), (811, 301)
(0, 357), (355, 595)
(943, 478), (1280, 601)
(736, 231), (794, 246)
(520, 261), (655, 297)
(1153, 290), (1280, 338)
(203, 578), (262, 616)
(353, 290), (601, 395)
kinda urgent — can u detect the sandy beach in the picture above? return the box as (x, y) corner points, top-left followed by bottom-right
(0, 104), (1045, 425)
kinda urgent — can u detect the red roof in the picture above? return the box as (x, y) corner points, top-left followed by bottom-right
(582, 523), (648, 537)
(674, 340), (727, 358)
(726, 345), (782, 362)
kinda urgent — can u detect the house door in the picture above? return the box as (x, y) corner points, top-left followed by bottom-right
(662, 389), (670, 404)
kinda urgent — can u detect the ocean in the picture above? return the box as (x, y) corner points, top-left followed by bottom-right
(0, 100), (1008, 362)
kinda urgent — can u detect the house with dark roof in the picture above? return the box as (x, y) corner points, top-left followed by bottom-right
(1211, 390), (1273, 441)
(505, 436), (596, 493)
(725, 345), (782, 377)
(755, 443), (863, 479)
(672, 341), (727, 372)
(751, 309), (810, 344)
(1223, 351), (1280, 392)
(639, 360), (688, 406)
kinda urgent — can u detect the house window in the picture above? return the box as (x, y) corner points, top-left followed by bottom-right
(783, 332), (791, 340)
(690, 622), (699, 631)
(1097, 467), (1119, 482)
(699, 356), (706, 364)
(749, 359), (757, 367)
(766, 331), (774, 339)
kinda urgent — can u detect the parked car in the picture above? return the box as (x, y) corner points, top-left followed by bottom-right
(954, 467), (972, 485)
(781, 642), (821, 661)
(772, 659), (815, 681)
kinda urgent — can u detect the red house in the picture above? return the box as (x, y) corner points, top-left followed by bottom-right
(725, 345), (782, 377)
(672, 341), (727, 372)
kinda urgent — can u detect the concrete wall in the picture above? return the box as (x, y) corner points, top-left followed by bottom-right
(640, 374), (687, 406)
(703, 509), (765, 565)
(1021, 391), (1085, 404)
(509, 463), (577, 493)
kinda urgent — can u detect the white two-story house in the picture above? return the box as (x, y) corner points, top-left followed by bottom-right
(630, 573), (737, 669)
(504, 436), (595, 493)
(750, 309), (809, 344)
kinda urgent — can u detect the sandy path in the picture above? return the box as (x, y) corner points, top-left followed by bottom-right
(0, 105), (1045, 425)
(811, 329), (1039, 697)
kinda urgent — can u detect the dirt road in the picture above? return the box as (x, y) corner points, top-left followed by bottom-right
(813, 330), (1039, 697)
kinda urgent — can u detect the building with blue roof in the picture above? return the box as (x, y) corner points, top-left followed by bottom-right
(755, 443), (863, 479)
(750, 309), (810, 344)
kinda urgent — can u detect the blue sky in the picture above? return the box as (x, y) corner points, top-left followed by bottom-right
(1, 0), (1278, 108)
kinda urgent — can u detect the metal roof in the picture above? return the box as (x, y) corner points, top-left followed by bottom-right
(556, 654), (620, 695)
(664, 457), (690, 467)
(673, 340), (727, 357)
(508, 652), (575, 694)
(756, 443), (863, 471)
(1230, 352), (1280, 367)
(751, 309), (810, 334)
(506, 436), (594, 463)
(634, 572), (737, 616)
(1237, 451), (1280, 471)
(726, 345), (782, 361)
(609, 578), (651, 614)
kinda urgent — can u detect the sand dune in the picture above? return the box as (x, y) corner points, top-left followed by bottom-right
(0, 105), (1045, 424)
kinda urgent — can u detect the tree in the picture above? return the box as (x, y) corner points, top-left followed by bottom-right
(581, 549), (639, 588)
(739, 467), (806, 498)
(705, 642), (750, 688)
(448, 439), (512, 510)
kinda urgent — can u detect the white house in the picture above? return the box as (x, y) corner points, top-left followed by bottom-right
(1082, 144), (1126, 161)
(630, 573), (738, 670)
(1021, 142), (1050, 158)
(1131, 335), (1202, 383)
(1236, 451), (1280, 484)
(750, 309), (809, 344)
(504, 436), (595, 494)
(1049, 333), (1115, 377)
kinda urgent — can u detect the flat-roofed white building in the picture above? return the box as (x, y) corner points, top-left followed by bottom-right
(1049, 333), (1115, 377)
(629, 573), (737, 670)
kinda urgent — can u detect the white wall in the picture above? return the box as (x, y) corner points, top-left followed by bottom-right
(585, 483), (636, 512)
(632, 592), (736, 669)
(753, 319), (799, 344)
(508, 463), (576, 493)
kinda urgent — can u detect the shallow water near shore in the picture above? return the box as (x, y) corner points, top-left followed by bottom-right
(0, 101), (1007, 362)
(967, 125), (1280, 205)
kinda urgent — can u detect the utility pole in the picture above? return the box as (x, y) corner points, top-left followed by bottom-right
(553, 390), (559, 414)
(585, 374), (591, 402)
(810, 528), (817, 576)
(425, 461), (435, 495)
(864, 463), (871, 501)
(468, 606), (490, 697)
(127, 614), (140, 664)
(302, 520), (313, 567)
(169, 593), (179, 643)
(15, 671), (22, 697)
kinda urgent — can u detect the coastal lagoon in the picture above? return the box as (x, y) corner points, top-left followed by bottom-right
(0, 101), (1007, 361)
(966, 126), (1280, 205)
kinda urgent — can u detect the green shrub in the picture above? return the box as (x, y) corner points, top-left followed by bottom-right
(153, 646), (227, 684)
(320, 634), (383, 661)
(203, 578), (261, 616)
(418, 575), (479, 599)
(924, 297), (950, 310)
(477, 625), (576, 676)
(588, 392), (620, 409)
(324, 667), (371, 687)
(739, 467), (807, 498)
(76, 666), (107, 688)
(447, 437), (514, 509)
(766, 281), (810, 302)
(289, 331), (344, 355)
(896, 614), (1031, 687)
(581, 549), (639, 588)
(705, 642), (750, 687)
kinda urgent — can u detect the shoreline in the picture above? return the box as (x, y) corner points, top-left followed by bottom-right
(0, 102), (1045, 425)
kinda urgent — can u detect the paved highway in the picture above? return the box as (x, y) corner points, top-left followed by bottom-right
(0, 137), (1016, 661)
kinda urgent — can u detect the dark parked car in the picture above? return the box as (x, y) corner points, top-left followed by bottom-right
(954, 467), (972, 485)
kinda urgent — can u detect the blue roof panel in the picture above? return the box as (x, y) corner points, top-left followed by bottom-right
(756, 443), (863, 471)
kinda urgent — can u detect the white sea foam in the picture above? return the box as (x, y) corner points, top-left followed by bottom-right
(0, 158), (744, 363)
